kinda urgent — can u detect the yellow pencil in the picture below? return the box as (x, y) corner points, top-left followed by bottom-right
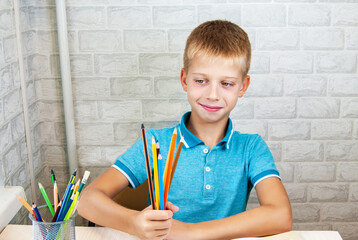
(152, 137), (160, 210)
(64, 192), (79, 221)
(15, 193), (34, 216)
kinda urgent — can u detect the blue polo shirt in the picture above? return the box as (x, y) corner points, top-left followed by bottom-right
(112, 112), (280, 223)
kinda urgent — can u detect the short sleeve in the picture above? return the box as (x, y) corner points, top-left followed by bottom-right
(112, 129), (154, 189)
(248, 135), (280, 188)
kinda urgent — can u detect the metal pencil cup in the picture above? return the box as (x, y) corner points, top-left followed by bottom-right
(29, 205), (76, 240)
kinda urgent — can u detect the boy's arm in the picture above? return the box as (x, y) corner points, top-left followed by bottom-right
(78, 167), (175, 240)
(168, 177), (292, 240)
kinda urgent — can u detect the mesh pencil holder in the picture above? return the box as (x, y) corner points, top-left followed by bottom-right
(29, 205), (76, 240)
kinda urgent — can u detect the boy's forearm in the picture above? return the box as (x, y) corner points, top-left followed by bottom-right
(78, 188), (138, 235)
(175, 205), (292, 240)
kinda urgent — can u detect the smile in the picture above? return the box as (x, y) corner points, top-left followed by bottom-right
(200, 104), (223, 112)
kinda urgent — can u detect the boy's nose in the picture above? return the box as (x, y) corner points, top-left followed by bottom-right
(206, 84), (220, 101)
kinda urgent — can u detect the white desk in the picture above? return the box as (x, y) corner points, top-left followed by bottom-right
(0, 224), (343, 240)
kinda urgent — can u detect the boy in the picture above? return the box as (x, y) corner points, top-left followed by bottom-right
(78, 20), (292, 240)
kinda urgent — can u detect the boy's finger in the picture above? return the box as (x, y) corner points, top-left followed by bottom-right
(143, 205), (153, 211)
(166, 202), (179, 212)
(145, 209), (173, 220)
(154, 229), (171, 238)
(150, 218), (172, 230)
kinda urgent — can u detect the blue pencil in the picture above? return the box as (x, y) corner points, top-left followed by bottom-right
(32, 203), (43, 222)
(56, 183), (73, 222)
(58, 195), (73, 222)
(158, 153), (165, 210)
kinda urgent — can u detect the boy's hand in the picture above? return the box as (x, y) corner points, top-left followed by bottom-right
(132, 202), (179, 240)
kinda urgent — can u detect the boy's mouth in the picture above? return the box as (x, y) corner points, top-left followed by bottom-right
(200, 104), (223, 112)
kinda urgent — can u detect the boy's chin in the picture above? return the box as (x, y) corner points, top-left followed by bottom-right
(195, 110), (229, 124)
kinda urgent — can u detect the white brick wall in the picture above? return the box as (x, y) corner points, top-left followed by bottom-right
(0, 0), (48, 225)
(1, 0), (358, 237)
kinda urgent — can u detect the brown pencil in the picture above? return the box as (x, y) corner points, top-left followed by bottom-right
(52, 200), (62, 222)
(169, 135), (184, 188)
(141, 123), (156, 210)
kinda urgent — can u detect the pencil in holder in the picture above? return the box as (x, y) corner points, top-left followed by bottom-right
(29, 205), (76, 240)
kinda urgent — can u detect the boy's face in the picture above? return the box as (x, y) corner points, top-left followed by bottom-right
(180, 54), (250, 124)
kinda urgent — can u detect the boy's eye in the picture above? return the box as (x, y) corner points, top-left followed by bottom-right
(222, 82), (233, 87)
(195, 79), (206, 84)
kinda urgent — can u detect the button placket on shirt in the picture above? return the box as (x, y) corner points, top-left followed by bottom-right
(203, 146), (214, 200)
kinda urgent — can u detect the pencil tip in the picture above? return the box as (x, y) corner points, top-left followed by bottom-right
(173, 128), (177, 133)
(180, 135), (184, 141)
(141, 123), (145, 129)
(152, 136), (155, 143)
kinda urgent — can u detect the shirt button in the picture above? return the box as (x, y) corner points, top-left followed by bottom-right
(205, 184), (211, 190)
(205, 167), (211, 172)
(203, 148), (208, 153)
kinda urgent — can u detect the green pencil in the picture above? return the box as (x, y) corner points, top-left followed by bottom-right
(38, 182), (55, 216)
(64, 191), (79, 221)
(50, 169), (56, 187)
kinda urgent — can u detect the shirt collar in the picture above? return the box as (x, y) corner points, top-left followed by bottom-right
(178, 111), (234, 149)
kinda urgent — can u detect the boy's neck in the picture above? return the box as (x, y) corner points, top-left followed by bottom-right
(186, 113), (229, 148)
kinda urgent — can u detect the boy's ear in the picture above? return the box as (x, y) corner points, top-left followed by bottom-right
(239, 75), (250, 98)
(180, 68), (188, 92)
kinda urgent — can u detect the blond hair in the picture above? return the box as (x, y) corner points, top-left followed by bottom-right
(184, 20), (251, 77)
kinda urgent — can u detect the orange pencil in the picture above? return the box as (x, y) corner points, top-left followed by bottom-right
(15, 193), (34, 216)
(163, 128), (177, 208)
(169, 135), (184, 188)
(164, 128), (177, 185)
(141, 124), (156, 210)
(73, 178), (81, 195)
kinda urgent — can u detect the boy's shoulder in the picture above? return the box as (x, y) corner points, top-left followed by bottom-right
(231, 130), (261, 141)
(230, 130), (266, 148)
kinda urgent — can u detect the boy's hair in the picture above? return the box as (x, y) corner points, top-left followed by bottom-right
(184, 20), (251, 77)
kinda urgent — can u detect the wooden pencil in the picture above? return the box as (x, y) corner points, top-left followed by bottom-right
(32, 203), (43, 222)
(152, 137), (160, 210)
(54, 181), (59, 210)
(169, 135), (184, 188)
(157, 154), (165, 210)
(163, 128), (177, 208)
(52, 200), (62, 222)
(38, 182), (55, 216)
(15, 193), (34, 216)
(141, 123), (156, 210)
(163, 128), (177, 185)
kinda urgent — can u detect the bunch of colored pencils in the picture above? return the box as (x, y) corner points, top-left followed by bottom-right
(141, 124), (184, 210)
(15, 169), (90, 222)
